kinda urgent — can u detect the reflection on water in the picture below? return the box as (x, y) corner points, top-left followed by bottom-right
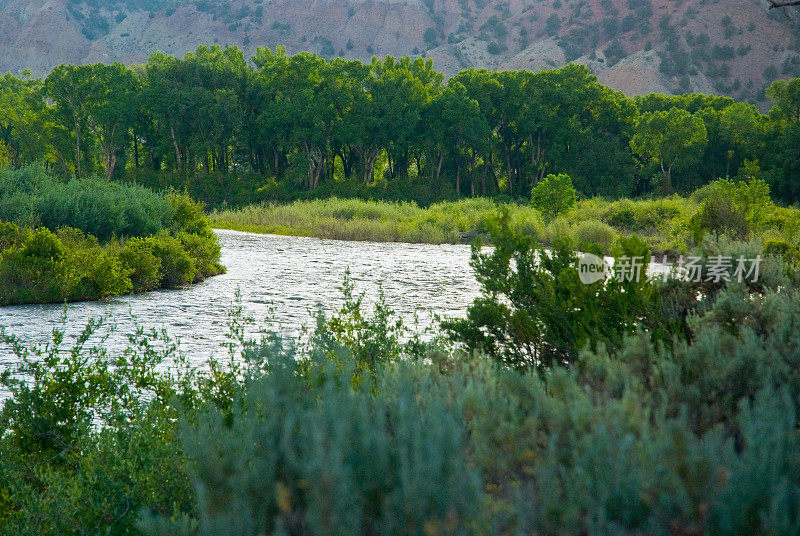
(0, 230), (482, 370)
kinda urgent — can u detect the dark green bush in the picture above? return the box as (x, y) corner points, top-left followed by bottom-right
(0, 166), (224, 303)
(694, 196), (750, 240)
(0, 165), (170, 242)
(36, 177), (168, 241)
(445, 209), (659, 368)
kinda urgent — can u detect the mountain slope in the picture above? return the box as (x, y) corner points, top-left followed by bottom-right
(0, 0), (798, 104)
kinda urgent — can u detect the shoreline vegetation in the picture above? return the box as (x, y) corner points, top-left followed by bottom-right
(0, 166), (224, 306)
(210, 178), (800, 260)
(2, 216), (800, 534)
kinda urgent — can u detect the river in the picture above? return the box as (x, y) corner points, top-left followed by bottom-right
(0, 230), (482, 369)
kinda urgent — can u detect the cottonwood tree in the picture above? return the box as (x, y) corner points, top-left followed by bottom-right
(718, 102), (764, 177)
(630, 108), (708, 193)
(766, 78), (800, 122)
(44, 65), (94, 177)
(82, 63), (138, 178)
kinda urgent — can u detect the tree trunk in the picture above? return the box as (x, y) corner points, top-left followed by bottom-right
(170, 123), (182, 171)
(482, 153), (488, 196)
(434, 151), (443, 184)
(505, 149), (513, 197)
(104, 149), (116, 179)
(661, 161), (674, 193)
(74, 115), (81, 178)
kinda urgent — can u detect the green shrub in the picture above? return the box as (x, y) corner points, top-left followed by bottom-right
(571, 219), (620, 252)
(445, 210), (659, 368)
(693, 196), (750, 240)
(177, 231), (224, 281)
(0, 166), (169, 241)
(166, 193), (214, 237)
(0, 166), (224, 303)
(145, 348), (483, 536)
(0, 226), (135, 305)
(0, 221), (23, 251)
(57, 228), (132, 301)
(120, 237), (164, 292)
(146, 233), (197, 287)
(37, 177), (168, 242)
(531, 173), (578, 220)
(0, 228), (74, 305)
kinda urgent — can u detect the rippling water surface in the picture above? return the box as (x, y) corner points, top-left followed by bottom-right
(0, 230), (482, 369)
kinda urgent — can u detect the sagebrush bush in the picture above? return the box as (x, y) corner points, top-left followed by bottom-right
(3, 251), (800, 534)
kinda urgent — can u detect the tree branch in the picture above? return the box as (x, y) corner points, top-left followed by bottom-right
(769, 0), (800, 8)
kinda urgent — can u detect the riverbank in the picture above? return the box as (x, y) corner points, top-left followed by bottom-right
(0, 166), (225, 305)
(210, 186), (800, 256)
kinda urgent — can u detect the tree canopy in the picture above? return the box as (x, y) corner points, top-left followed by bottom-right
(1, 45), (799, 204)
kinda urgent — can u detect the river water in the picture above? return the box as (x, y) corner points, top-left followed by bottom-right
(0, 230), (482, 368)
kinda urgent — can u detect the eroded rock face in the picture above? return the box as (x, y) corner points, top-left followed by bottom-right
(1, 0), (798, 103)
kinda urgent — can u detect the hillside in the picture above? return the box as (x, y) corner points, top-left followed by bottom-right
(0, 0), (798, 104)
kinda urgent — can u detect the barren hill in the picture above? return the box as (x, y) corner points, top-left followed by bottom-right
(0, 0), (798, 104)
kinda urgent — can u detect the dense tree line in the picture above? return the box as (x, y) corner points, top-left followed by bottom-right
(0, 45), (798, 203)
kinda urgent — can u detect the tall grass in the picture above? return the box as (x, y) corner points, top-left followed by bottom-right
(212, 190), (800, 255)
(211, 197), (545, 244)
(211, 197), (532, 244)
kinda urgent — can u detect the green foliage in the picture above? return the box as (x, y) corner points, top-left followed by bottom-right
(145, 349), (482, 536)
(145, 233), (197, 287)
(166, 193), (214, 237)
(444, 209), (659, 368)
(571, 218), (620, 250)
(212, 197), (536, 244)
(2, 47), (799, 205)
(691, 177), (774, 239)
(4, 249), (800, 534)
(0, 166), (223, 304)
(120, 236), (163, 291)
(176, 231), (224, 281)
(630, 108), (708, 192)
(766, 78), (800, 122)
(211, 190), (800, 259)
(0, 227), (75, 305)
(0, 318), (198, 534)
(530, 172), (577, 220)
(0, 165), (169, 241)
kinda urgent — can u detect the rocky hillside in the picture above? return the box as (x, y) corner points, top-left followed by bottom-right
(1, 0), (798, 104)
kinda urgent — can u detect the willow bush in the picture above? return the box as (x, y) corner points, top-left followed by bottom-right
(0, 166), (224, 305)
